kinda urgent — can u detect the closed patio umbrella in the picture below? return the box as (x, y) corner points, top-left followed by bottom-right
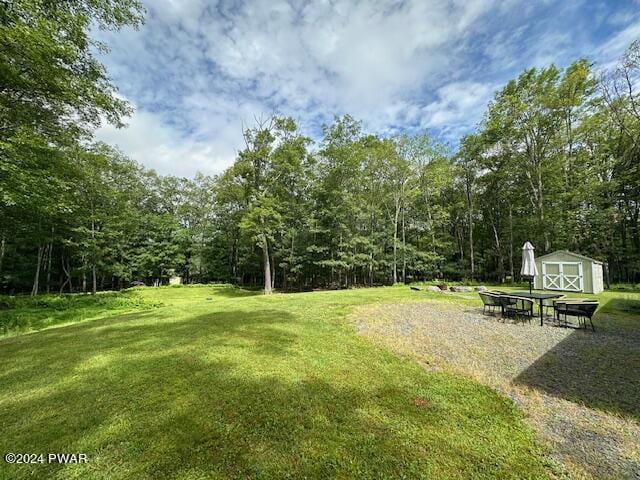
(521, 241), (538, 293)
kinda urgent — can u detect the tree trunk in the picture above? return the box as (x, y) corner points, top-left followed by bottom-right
(369, 214), (374, 286)
(31, 245), (44, 296)
(392, 197), (400, 284)
(491, 222), (504, 282)
(233, 236), (239, 283)
(462, 171), (475, 280)
(60, 252), (73, 294)
(401, 205), (406, 283)
(262, 235), (272, 295)
(537, 167), (550, 252)
(91, 211), (97, 294)
(423, 191), (437, 250)
(270, 247), (275, 291)
(508, 205), (515, 282)
(45, 241), (53, 293)
(0, 234), (6, 278)
(467, 191), (474, 280)
(337, 234), (341, 287)
(282, 265), (287, 291)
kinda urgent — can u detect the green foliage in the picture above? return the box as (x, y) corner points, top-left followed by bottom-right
(0, 289), (160, 335)
(0, 0), (144, 140)
(2, 2), (640, 294)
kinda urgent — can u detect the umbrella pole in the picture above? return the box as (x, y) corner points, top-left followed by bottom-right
(529, 277), (532, 294)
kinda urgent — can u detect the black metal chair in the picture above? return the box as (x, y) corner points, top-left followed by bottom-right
(503, 297), (534, 323)
(553, 299), (596, 322)
(542, 294), (565, 317)
(478, 292), (501, 315)
(494, 295), (517, 318)
(554, 300), (599, 331)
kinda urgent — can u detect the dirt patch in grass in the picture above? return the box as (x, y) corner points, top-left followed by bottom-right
(352, 302), (640, 480)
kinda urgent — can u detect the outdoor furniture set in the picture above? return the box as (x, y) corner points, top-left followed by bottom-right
(478, 291), (598, 331)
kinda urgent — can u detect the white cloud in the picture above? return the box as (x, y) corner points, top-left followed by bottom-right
(94, 0), (640, 177)
(597, 20), (640, 65)
(97, 0), (500, 176)
(421, 81), (496, 138)
(95, 109), (238, 177)
(197, 0), (494, 116)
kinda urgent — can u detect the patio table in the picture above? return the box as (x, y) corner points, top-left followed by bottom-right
(506, 291), (564, 326)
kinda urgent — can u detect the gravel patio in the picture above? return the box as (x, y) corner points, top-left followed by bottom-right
(352, 301), (640, 479)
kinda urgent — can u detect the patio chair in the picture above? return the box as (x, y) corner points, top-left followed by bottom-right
(478, 292), (501, 315)
(503, 297), (534, 323)
(495, 294), (518, 318)
(542, 294), (565, 317)
(552, 298), (596, 317)
(554, 300), (599, 331)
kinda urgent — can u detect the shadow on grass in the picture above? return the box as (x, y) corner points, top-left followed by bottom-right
(0, 305), (550, 479)
(515, 325), (640, 419)
(0, 359), (499, 479)
(0, 308), (297, 383)
(206, 285), (263, 298)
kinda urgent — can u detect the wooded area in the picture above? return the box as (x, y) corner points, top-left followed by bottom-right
(2, 1), (639, 295)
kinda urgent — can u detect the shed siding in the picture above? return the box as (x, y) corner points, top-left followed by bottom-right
(584, 260), (593, 293)
(592, 263), (604, 294)
(533, 250), (601, 293)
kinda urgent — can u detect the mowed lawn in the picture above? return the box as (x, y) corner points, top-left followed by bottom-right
(0, 286), (558, 479)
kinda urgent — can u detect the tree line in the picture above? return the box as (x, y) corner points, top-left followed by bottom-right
(1, 1), (639, 294)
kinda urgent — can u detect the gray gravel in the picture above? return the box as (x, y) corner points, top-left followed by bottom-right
(353, 301), (640, 480)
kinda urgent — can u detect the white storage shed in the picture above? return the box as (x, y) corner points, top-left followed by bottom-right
(534, 250), (604, 294)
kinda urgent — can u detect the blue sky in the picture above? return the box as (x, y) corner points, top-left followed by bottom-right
(95, 0), (640, 177)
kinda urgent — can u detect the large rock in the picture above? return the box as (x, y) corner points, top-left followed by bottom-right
(475, 286), (487, 292)
(426, 285), (443, 293)
(451, 285), (473, 292)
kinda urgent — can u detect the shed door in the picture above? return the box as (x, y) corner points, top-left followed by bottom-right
(592, 263), (603, 293)
(542, 261), (583, 292)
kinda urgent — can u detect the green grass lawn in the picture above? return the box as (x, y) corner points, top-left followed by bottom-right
(0, 285), (558, 479)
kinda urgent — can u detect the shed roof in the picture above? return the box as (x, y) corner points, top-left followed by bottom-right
(536, 250), (603, 264)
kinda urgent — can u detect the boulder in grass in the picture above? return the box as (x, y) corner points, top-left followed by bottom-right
(410, 286), (421, 291)
(475, 286), (487, 292)
(426, 285), (442, 293)
(451, 286), (473, 292)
